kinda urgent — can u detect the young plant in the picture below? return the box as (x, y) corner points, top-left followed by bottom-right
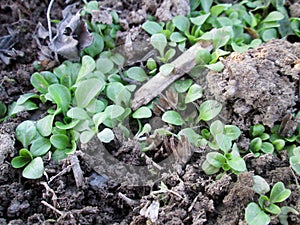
(245, 176), (298, 225)
(201, 120), (246, 175)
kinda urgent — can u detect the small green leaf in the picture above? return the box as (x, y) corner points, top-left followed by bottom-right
(50, 134), (70, 149)
(16, 121), (37, 148)
(162, 111), (183, 126)
(80, 130), (96, 144)
(104, 105), (125, 119)
(261, 142), (274, 154)
(205, 62), (224, 72)
(136, 123), (152, 138)
(253, 175), (270, 195)
(185, 84), (203, 103)
(215, 133), (232, 153)
(146, 58), (157, 71)
(190, 13), (211, 27)
(202, 160), (220, 175)
(251, 124), (265, 137)
(151, 33), (167, 57)
(30, 72), (52, 94)
(48, 84), (71, 114)
(96, 58), (114, 74)
(198, 100), (222, 122)
(196, 48), (211, 65)
(206, 152), (226, 168)
(261, 28), (277, 41)
(250, 137), (262, 152)
(262, 11), (284, 23)
(178, 128), (202, 146)
(67, 107), (90, 120)
(126, 67), (148, 82)
(174, 79), (193, 93)
(264, 203), (281, 215)
(37, 114), (54, 137)
(86, 99), (107, 113)
(270, 182), (291, 203)
(200, 0), (213, 13)
(245, 202), (270, 225)
(106, 82), (131, 106)
(97, 128), (114, 143)
(132, 106), (152, 119)
(210, 120), (224, 137)
(272, 139), (285, 151)
(75, 78), (104, 108)
(213, 28), (232, 50)
(84, 32), (104, 57)
(173, 15), (190, 33)
(224, 125), (241, 141)
(170, 32), (187, 42)
(16, 93), (40, 105)
(22, 157), (44, 179)
(142, 21), (163, 35)
(0, 101), (7, 117)
(290, 155), (300, 176)
(30, 137), (51, 157)
(210, 4), (228, 17)
(165, 48), (176, 61)
(227, 156), (246, 172)
(11, 149), (32, 168)
(160, 63), (174, 76)
(55, 120), (80, 130)
(77, 55), (96, 81)
(52, 149), (68, 162)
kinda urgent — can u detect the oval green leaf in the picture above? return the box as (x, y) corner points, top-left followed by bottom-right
(97, 128), (114, 143)
(245, 202), (270, 225)
(132, 106), (152, 119)
(126, 67), (148, 82)
(48, 84), (71, 114)
(270, 182), (291, 203)
(185, 84), (203, 103)
(30, 137), (51, 157)
(206, 152), (226, 168)
(22, 157), (44, 179)
(50, 134), (70, 149)
(37, 114), (54, 137)
(75, 78), (104, 108)
(162, 111), (183, 126)
(198, 100), (222, 122)
(16, 120), (37, 148)
(142, 21), (163, 35)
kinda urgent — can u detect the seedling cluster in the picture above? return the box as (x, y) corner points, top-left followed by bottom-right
(3, 0), (300, 224)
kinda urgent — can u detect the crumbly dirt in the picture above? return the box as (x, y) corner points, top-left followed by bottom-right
(0, 1), (300, 225)
(207, 39), (300, 130)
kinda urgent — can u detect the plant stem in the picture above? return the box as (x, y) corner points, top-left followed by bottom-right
(47, 0), (55, 42)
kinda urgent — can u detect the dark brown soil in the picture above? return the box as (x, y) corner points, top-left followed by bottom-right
(0, 1), (300, 225)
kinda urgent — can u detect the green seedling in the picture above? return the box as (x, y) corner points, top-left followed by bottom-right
(289, 146), (300, 176)
(150, 33), (176, 63)
(245, 177), (298, 225)
(202, 120), (245, 175)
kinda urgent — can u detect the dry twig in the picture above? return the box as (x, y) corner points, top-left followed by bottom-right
(131, 41), (213, 110)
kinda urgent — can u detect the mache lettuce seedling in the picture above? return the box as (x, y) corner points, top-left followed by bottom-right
(201, 120), (246, 175)
(245, 176), (298, 225)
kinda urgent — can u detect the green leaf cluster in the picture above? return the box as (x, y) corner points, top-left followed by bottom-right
(201, 120), (245, 175)
(245, 177), (298, 225)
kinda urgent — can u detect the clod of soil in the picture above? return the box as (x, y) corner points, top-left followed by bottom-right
(207, 39), (300, 129)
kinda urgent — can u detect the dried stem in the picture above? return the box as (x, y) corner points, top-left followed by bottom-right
(47, 0), (55, 42)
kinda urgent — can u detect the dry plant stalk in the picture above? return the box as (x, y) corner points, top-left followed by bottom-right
(131, 41), (213, 110)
